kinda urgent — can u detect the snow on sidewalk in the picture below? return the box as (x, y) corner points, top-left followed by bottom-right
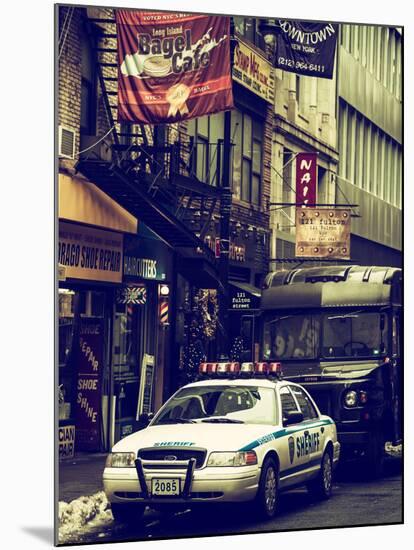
(58, 491), (113, 543)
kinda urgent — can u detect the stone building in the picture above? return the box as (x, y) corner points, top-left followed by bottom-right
(336, 24), (402, 266)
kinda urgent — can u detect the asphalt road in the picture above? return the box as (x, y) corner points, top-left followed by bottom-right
(67, 457), (403, 545)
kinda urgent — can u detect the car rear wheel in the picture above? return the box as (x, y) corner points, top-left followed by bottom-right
(111, 502), (146, 524)
(307, 450), (333, 500)
(255, 457), (279, 519)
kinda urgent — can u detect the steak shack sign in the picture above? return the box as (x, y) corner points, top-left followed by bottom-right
(232, 36), (274, 103)
(58, 221), (123, 283)
(116, 10), (233, 123)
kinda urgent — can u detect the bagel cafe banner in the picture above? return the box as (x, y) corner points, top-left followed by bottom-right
(115, 10), (234, 123)
(275, 20), (339, 79)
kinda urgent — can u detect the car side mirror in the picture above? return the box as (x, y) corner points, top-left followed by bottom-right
(283, 411), (304, 426)
(138, 412), (154, 428)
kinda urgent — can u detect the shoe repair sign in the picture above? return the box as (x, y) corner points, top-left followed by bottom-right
(115, 10), (234, 123)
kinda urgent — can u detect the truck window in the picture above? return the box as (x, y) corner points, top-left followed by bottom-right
(322, 311), (388, 358)
(263, 314), (320, 360)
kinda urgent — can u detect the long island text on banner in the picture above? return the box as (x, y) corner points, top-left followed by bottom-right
(276, 20), (339, 79)
(116, 11), (234, 124)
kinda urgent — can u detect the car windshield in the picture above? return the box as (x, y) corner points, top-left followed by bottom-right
(322, 311), (388, 358)
(152, 385), (277, 425)
(263, 314), (320, 360)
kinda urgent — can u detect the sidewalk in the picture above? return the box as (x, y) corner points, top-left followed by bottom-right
(58, 453), (108, 503)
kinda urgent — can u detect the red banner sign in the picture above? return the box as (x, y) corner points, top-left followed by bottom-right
(75, 319), (104, 451)
(116, 10), (234, 124)
(296, 152), (318, 206)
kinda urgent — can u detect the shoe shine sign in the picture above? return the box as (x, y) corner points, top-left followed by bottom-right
(116, 10), (234, 123)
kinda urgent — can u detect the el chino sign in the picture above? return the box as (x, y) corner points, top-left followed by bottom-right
(116, 10), (234, 123)
(295, 208), (351, 259)
(275, 20), (339, 79)
(232, 37), (274, 103)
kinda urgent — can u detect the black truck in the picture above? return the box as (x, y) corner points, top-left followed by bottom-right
(249, 265), (402, 476)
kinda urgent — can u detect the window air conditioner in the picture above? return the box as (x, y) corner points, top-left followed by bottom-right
(58, 125), (76, 159)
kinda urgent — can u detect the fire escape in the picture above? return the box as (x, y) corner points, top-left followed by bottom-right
(75, 10), (223, 287)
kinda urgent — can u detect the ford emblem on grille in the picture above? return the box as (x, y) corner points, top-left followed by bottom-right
(164, 455), (177, 461)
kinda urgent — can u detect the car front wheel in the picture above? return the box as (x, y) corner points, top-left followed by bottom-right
(111, 502), (146, 524)
(307, 450), (333, 500)
(255, 457), (279, 519)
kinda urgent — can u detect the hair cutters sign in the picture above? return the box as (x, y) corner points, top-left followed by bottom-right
(116, 10), (234, 123)
(276, 20), (339, 79)
(296, 152), (317, 206)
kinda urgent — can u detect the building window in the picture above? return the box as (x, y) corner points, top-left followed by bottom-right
(232, 110), (263, 205)
(80, 29), (97, 137)
(233, 16), (265, 49)
(187, 113), (224, 186)
(295, 76), (301, 106)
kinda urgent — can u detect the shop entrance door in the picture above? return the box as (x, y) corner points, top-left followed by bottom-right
(112, 286), (151, 443)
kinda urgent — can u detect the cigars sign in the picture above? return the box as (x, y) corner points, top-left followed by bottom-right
(232, 36), (274, 103)
(116, 10), (234, 123)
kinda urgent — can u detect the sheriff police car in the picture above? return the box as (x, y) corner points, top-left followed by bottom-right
(103, 361), (340, 523)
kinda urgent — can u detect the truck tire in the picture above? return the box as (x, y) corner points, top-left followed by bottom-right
(255, 457), (279, 519)
(307, 450), (333, 500)
(365, 430), (386, 478)
(111, 502), (146, 524)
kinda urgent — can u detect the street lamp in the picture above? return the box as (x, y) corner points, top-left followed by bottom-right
(258, 19), (281, 63)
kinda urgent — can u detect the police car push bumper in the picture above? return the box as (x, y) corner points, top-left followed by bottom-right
(103, 460), (260, 503)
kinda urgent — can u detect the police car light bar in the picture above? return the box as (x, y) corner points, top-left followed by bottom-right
(269, 362), (283, 378)
(199, 361), (282, 379)
(254, 362), (269, 375)
(240, 362), (255, 376)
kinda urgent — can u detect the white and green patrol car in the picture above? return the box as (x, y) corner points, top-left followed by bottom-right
(103, 376), (340, 523)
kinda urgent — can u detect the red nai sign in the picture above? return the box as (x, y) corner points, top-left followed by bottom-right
(116, 10), (234, 124)
(296, 152), (318, 206)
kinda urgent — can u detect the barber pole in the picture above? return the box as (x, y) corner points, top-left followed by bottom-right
(159, 300), (169, 325)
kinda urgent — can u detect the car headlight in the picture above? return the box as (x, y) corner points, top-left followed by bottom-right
(105, 452), (136, 468)
(207, 451), (257, 467)
(344, 390), (358, 407)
